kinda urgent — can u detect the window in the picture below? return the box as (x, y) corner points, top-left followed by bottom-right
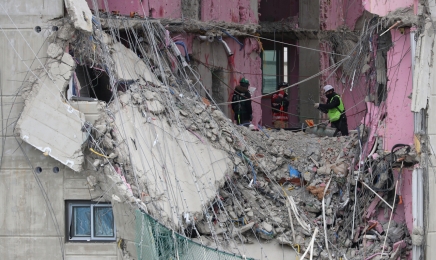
(262, 50), (278, 94)
(66, 201), (116, 241)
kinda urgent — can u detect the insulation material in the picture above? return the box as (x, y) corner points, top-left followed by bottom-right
(411, 22), (433, 112)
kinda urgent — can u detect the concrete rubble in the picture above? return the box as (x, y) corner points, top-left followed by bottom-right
(14, 2), (418, 259)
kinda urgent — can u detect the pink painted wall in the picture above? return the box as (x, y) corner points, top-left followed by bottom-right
(362, 0), (418, 16)
(86, 0), (148, 16)
(201, 0), (258, 23)
(86, 0), (182, 18)
(149, 0), (182, 18)
(320, 0), (364, 30)
(383, 30), (414, 151)
(362, 30), (414, 243)
(259, 0), (298, 22)
(86, 0), (263, 21)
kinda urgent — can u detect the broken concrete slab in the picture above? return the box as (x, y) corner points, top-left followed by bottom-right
(15, 48), (85, 172)
(111, 42), (161, 86)
(64, 0), (93, 33)
(15, 86), (85, 172)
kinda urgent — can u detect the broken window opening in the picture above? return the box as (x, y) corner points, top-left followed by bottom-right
(66, 201), (116, 242)
(375, 31), (392, 106)
(71, 65), (113, 103)
(376, 83), (387, 105)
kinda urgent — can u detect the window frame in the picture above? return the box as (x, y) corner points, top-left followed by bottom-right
(261, 49), (281, 94)
(66, 201), (116, 242)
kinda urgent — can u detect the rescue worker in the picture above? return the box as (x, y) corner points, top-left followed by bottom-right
(271, 82), (290, 128)
(314, 85), (349, 136)
(231, 78), (253, 126)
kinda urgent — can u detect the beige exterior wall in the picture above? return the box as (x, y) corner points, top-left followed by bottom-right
(0, 0), (120, 259)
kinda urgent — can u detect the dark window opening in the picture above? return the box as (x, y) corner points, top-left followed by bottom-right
(72, 65), (113, 103)
(211, 69), (225, 106)
(375, 31), (392, 106)
(376, 83), (387, 106)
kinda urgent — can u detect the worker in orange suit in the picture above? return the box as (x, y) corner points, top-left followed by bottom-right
(271, 82), (290, 128)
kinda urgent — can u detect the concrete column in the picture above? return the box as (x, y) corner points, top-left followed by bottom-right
(298, 39), (320, 124)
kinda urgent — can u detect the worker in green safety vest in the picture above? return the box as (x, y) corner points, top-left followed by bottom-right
(313, 85), (349, 136)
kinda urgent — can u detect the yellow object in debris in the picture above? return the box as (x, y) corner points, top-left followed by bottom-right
(414, 134), (421, 154)
(89, 147), (109, 158)
(295, 244), (300, 260)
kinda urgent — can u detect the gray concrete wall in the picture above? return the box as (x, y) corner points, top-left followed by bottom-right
(299, 0), (319, 30)
(298, 39), (320, 124)
(426, 69), (436, 259)
(192, 39), (231, 116)
(0, 0), (119, 259)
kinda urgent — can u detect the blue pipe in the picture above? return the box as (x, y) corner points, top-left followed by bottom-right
(256, 228), (274, 236)
(92, 16), (100, 26)
(257, 124), (270, 138)
(249, 161), (257, 184)
(236, 151), (256, 184)
(222, 30), (244, 51)
(175, 41), (190, 62)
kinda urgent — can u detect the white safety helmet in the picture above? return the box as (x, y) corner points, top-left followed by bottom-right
(323, 85), (334, 92)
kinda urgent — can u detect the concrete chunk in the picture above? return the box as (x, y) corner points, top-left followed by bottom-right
(47, 43), (64, 59)
(111, 42), (161, 85)
(15, 53), (84, 171)
(64, 0), (93, 32)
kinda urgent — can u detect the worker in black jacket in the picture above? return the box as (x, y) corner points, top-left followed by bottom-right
(231, 78), (253, 126)
(314, 85), (349, 136)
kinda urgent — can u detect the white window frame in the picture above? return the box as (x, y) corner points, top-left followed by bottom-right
(67, 201), (116, 241)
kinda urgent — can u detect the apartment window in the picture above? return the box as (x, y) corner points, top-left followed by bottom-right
(262, 50), (278, 94)
(66, 201), (116, 241)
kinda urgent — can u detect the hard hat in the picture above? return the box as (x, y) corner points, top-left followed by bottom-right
(323, 85), (334, 92)
(277, 82), (289, 88)
(240, 78), (249, 85)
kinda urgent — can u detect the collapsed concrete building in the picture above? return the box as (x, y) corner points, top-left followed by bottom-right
(0, 0), (435, 259)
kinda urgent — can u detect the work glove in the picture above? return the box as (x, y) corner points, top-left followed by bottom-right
(314, 103), (320, 108)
